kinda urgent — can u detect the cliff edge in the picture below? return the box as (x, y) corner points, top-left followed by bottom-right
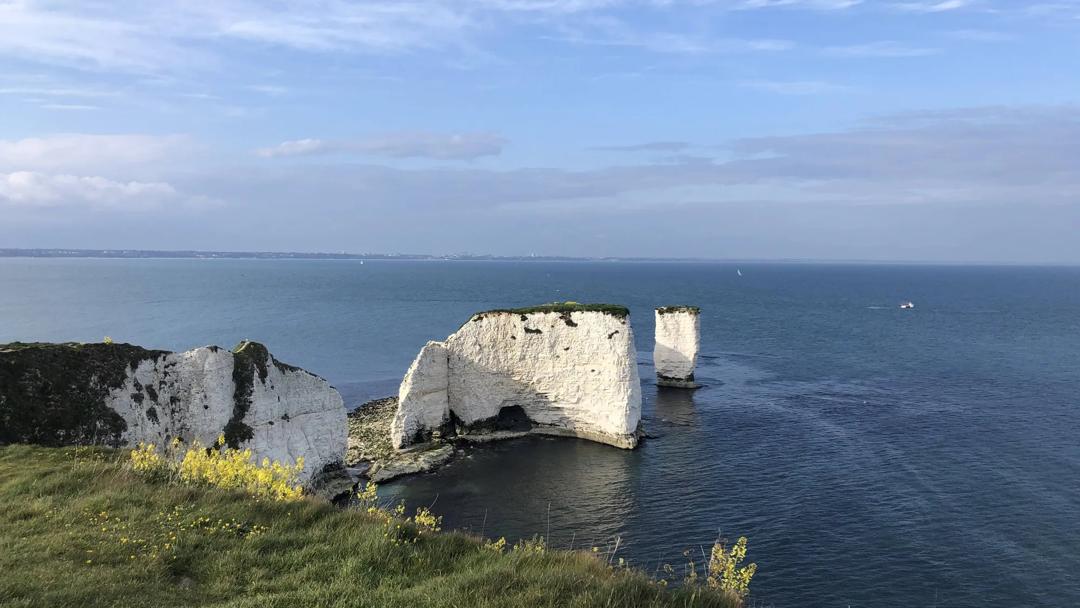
(0, 340), (347, 485)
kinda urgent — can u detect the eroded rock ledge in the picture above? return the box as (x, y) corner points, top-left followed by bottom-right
(345, 396), (456, 483)
(390, 303), (643, 452)
(0, 340), (347, 485)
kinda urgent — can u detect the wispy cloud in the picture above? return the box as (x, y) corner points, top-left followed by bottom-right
(553, 17), (794, 54)
(257, 132), (507, 160)
(40, 104), (99, 111)
(945, 29), (1013, 42)
(591, 141), (692, 152)
(738, 79), (852, 94)
(891, 0), (971, 13)
(737, 0), (864, 9)
(824, 40), (940, 57)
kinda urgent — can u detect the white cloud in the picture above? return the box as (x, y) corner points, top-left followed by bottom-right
(257, 132), (507, 160)
(0, 171), (179, 210)
(0, 134), (191, 173)
(256, 138), (332, 158)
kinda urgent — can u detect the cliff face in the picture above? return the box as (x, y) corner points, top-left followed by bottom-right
(392, 305), (642, 450)
(390, 341), (449, 449)
(0, 341), (346, 484)
(653, 307), (700, 388)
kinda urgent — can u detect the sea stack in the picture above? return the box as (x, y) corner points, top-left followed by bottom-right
(391, 303), (642, 450)
(653, 306), (701, 388)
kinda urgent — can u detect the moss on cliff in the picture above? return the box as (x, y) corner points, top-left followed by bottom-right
(475, 302), (630, 320)
(656, 306), (700, 315)
(0, 342), (168, 447)
(224, 341), (267, 448)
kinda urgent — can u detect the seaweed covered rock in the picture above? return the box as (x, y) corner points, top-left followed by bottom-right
(393, 303), (642, 450)
(0, 341), (346, 484)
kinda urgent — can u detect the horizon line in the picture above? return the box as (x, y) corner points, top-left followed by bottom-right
(1, 248), (1077, 267)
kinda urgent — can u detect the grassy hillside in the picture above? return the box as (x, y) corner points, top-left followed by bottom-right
(0, 445), (738, 608)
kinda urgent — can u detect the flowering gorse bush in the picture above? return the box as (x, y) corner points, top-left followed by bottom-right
(705, 536), (757, 599)
(129, 435), (304, 501)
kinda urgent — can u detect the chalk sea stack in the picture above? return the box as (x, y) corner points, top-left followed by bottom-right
(391, 303), (642, 450)
(653, 306), (701, 388)
(0, 340), (347, 485)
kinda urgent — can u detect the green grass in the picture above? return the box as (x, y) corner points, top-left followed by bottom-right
(477, 303), (630, 318)
(656, 306), (700, 315)
(0, 445), (737, 608)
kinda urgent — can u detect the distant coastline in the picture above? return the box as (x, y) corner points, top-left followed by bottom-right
(3, 248), (1073, 266)
(0, 248), (702, 263)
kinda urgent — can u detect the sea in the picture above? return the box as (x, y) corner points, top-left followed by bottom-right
(1, 258), (1078, 607)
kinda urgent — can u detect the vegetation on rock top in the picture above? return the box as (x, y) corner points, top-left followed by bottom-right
(475, 302), (630, 319)
(656, 306), (701, 315)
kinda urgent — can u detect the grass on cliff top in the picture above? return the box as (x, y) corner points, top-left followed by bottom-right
(656, 306), (700, 315)
(0, 445), (737, 608)
(477, 302), (630, 318)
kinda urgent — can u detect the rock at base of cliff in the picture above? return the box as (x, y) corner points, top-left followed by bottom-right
(656, 375), (702, 389)
(348, 396), (459, 483)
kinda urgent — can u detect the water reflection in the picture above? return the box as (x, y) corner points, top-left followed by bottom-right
(649, 384), (700, 430)
(380, 434), (640, 550)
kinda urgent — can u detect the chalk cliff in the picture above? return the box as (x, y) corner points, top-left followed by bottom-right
(392, 304), (642, 450)
(0, 340), (347, 484)
(654, 306), (701, 388)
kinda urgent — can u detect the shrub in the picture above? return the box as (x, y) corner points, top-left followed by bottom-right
(129, 436), (304, 501)
(705, 536), (757, 600)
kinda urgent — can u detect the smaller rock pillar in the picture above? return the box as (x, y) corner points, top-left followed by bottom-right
(653, 306), (700, 388)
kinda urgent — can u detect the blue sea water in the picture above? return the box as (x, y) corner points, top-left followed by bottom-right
(1, 258), (1078, 606)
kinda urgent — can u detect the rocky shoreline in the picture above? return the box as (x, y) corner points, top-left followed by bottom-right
(346, 396), (458, 483)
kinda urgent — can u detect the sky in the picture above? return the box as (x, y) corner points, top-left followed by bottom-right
(1, 0), (1079, 263)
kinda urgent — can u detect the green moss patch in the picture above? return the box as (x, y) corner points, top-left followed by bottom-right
(656, 306), (700, 315)
(475, 302), (630, 320)
(0, 342), (167, 447)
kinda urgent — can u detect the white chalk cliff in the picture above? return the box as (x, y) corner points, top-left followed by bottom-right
(391, 306), (642, 450)
(653, 306), (700, 388)
(106, 341), (347, 484)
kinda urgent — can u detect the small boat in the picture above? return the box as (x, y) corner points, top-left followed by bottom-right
(737, 269), (742, 277)
(899, 301), (915, 309)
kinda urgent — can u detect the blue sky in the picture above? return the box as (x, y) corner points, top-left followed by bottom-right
(1, 0), (1079, 262)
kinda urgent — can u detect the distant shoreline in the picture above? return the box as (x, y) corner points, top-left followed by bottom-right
(1, 248), (1075, 267)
